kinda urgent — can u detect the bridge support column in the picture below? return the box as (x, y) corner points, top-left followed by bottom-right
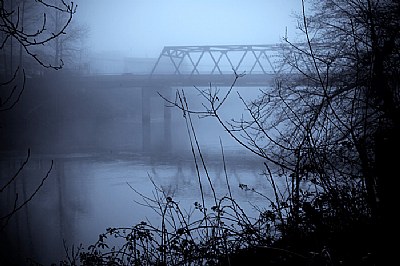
(141, 86), (173, 154)
(163, 87), (172, 152)
(141, 87), (151, 152)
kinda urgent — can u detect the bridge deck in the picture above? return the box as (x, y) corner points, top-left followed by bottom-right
(76, 73), (284, 89)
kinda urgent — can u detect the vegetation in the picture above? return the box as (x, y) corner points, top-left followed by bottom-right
(3, 0), (399, 265)
(1, 1), (77, 264)
(64, 0), (399, 265)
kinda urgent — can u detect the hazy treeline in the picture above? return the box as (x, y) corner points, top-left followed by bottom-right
(0, 74), (143, 154)
(0, 0), (88, 80)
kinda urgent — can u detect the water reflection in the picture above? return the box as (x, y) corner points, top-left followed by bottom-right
(0, 149), (269, 265)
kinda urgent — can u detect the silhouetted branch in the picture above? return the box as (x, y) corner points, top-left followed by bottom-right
(1, 0), (77, 71)
(0, 159), (53, 231)
(0, 149), (30, 193)
(0, 68), (26, 112)
(0, 1), (76, 229)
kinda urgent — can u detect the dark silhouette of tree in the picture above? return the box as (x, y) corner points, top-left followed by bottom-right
(1, 2), (76, 265)
(281, 1), (399, 260)
(1, 0), (77, 76)
(160, 0), (399, 263)
(0, 0), (76, 233)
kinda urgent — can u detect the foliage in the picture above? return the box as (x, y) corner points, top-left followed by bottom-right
(53, 0), (400, 265)
(77, 194), (274, 265)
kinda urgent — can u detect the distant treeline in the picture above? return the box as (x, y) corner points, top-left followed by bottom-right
(1, 73), (147, 154)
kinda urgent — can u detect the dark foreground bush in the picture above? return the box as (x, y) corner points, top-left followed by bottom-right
(55, 170), (377, 266)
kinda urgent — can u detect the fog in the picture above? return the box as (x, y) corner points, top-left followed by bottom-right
(1, 1), (302, 265)
(74, 0), (300, 57)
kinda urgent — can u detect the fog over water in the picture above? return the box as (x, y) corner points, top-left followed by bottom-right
(1, 1), (300, 265)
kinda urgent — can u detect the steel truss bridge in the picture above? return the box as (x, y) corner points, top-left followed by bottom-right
(77, 44), (301, 152)
(83, 43), (297, 89)
(150, 44), (286, 76)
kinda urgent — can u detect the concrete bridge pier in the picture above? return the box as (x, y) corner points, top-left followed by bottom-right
(141, 87), (151, 152)
(163, 87), (172, 152)
(141, 86), (172, 153)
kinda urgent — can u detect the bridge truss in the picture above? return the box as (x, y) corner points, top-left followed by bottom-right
(150, 44), (288, 76)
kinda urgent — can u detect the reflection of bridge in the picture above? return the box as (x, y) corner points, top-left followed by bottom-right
(82, 44), (295, 152)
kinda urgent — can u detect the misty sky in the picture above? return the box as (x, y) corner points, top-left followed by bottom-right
(74, 0), (302, 58)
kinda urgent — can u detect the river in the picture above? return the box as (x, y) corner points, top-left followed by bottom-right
(0, 76), (273, 264)
(0, 147), (271, 265)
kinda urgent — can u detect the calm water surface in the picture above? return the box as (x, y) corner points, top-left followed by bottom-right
(0, 148), (272, 265)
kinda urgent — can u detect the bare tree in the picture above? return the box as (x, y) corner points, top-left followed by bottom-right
(52, 21), (89, 71)
(44, 0), (89, 71)
(281, 0), (400, 234)
(161, 0), (399, 263)
(0, 0), (76, 232)
(1, 0), (77, 74)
